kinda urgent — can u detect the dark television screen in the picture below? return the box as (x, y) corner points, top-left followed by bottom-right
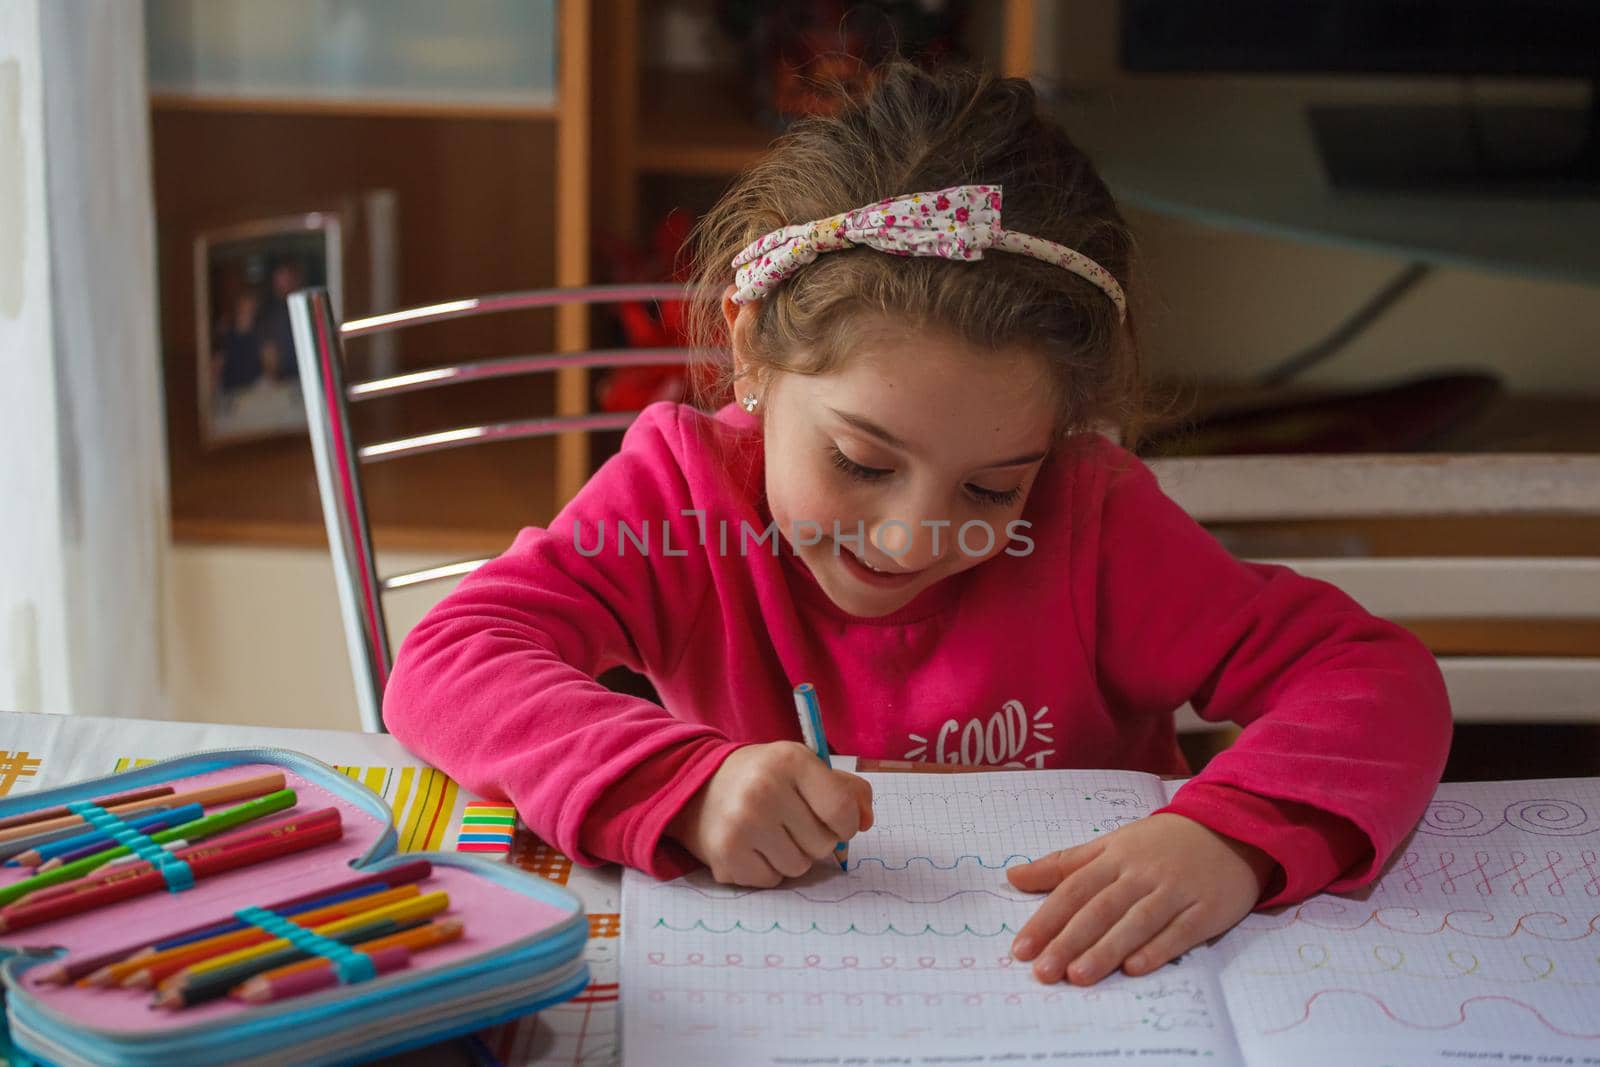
(1122, 0), (1600, 78)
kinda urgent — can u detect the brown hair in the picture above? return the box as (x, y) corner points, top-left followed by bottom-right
(686, 61), (1146, 444)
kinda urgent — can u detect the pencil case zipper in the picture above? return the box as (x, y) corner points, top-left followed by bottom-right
(6, 865), (588, 1067)
(11, 954), (591, 1067)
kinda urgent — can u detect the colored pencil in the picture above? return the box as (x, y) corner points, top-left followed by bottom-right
(233, 919), (465, 1005)
(33, 859), (433, 986)
(0, 772), (285, 846)
(0, 821), (121, 864)
(146, 868), (426, 951)
(151, 917), (424, 1009)
(12, 805), (197, 869)
(0, 815), (342, 933)
(15, 812), (338, 912)
(177, 807), (342, 854)
(224, 945), (414, 1006)
(0, 785), (175, 832)
(2, 806), (176, 865)
(159, 890), (449, 984)
(251, 917), (465, 982)
(1, 791), (301, 908)
(13, 805), (203, 869)
(34, 789), (298, 875)
(168, 914), (427, 993)
(149, 915), (413, 998)
(4, 805), (183, 867)
(21, 807), (336, 908)
(101, 839), (190, 870)
(10, 817), (342, 927)
(96, 885), (422, 988)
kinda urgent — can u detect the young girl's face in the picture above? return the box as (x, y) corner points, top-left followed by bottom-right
(745, 314), (1058, 619)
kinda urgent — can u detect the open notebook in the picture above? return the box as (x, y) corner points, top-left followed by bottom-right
(623, 769), (1600, 1066)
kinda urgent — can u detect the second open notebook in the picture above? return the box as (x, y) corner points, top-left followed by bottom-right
(623, 768), (1600, 1066)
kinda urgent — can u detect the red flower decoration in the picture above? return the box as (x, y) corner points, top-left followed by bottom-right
(954, 206), (969, 222)
(935, 195), (950, 210)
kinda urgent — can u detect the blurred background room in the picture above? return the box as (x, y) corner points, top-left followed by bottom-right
(3, 0), (1597, 781)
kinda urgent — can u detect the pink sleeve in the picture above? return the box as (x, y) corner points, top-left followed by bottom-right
(1087, 447), (1451, 904)
(1155, 781), (1373, 908)
(382, 404), (742, 875)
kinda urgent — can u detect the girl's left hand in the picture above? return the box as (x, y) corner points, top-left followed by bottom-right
(1006, 813), (1276, 985)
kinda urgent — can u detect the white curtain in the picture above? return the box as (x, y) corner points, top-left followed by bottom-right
(0, 0), (171, 719)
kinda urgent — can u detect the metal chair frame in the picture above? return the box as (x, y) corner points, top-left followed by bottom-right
(290, 284), (699, 732)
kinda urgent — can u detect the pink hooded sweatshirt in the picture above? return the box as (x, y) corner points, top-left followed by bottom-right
(384, 401), (1451, 907)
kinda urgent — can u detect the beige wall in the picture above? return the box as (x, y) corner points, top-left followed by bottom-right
(168, 544), (461, 731)
(1131, 208), (1600, 392)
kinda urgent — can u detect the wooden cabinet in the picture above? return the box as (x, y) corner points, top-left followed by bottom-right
(151, 1), (582, 552)
(154, 0), (1037, 550)
(589, 0), (1037, 245)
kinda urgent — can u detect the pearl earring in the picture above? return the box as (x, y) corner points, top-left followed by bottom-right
(741, 393), (759, 413)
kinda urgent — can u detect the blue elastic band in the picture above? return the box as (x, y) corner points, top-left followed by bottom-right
(65, 800), (194, 892)
(235, 905), (378, 984)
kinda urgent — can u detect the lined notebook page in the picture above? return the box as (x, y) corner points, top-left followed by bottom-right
(623, 769), (1246, 1066)
(1208, 777), (1600, 1066)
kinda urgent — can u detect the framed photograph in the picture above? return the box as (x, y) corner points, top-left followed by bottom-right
(194, 212), (343, 448)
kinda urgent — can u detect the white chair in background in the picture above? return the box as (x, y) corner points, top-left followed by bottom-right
(1156, 453), (1600, 730)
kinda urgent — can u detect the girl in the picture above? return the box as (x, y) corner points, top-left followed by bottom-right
(384, 63), (1451, 988)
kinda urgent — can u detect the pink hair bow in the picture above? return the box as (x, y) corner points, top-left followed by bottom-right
(729, 184), (1125, 321)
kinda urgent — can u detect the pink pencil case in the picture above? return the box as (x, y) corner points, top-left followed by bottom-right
(0, 747), (587, 1066)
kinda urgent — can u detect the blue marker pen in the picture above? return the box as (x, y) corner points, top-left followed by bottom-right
(793, 682), (849, 872)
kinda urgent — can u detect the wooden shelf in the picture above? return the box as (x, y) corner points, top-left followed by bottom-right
(619, 3), (1041, 190)
(1400, 619), (1600, 658)
(151, 0), (595, 552)
(171, 435), (558, 555)
(635, 70), (781, 176)
(150, 93), (559, 121)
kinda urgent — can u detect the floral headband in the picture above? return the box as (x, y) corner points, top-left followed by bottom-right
(729, 184), (1126, 322)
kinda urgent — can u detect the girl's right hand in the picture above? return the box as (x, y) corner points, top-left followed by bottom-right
(667, 741), (874, 887)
